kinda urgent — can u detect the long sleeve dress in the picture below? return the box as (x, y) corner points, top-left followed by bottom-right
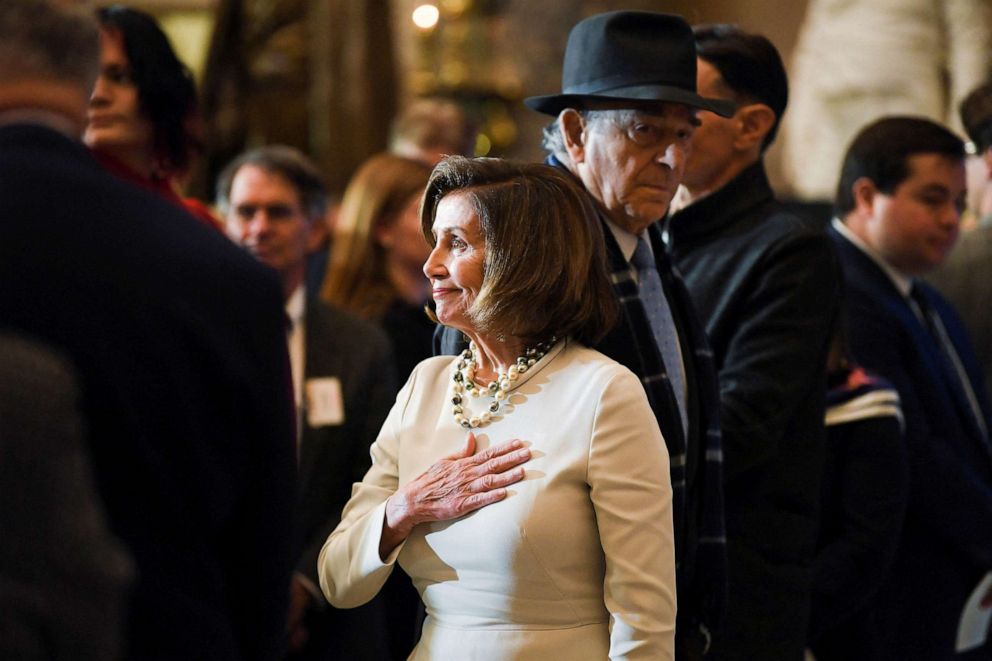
(318, 339), (676, 660)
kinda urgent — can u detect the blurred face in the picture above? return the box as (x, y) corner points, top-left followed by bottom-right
(576, 103), (698, 234)
(84, 29), (155, 166)
(682, 59), (739, 193)
(863, 153), (966, 274)
(423, 192), (485, 333)
(377, 193), (431, 271)
(225, 165), (313, 292)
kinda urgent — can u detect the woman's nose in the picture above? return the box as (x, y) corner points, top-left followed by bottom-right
(423, 245), (446, 279)
(89, 76), (111, 107)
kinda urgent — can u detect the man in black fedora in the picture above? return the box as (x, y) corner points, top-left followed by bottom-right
(435, 10), (732, 658)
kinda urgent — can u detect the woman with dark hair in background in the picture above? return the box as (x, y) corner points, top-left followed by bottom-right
(84, 5), (219, 230)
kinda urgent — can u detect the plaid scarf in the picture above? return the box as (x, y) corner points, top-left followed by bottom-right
(542, 154), (726, 632)
(595, 210), (727, 635)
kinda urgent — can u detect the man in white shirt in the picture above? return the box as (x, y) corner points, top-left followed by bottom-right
(220, 146), (399, 660)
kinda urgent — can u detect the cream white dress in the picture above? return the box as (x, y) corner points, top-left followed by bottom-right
(318, 339), (675, 660)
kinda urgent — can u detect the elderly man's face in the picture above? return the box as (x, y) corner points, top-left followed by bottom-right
(574, 103), (698, 234)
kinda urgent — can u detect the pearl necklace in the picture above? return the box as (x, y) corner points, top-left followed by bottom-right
(450, 337), (556, 428)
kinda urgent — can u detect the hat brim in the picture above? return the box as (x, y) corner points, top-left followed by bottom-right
(524, 84), (736, 118)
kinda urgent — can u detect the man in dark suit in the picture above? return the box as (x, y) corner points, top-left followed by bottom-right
(666, 26), (840, 659)
(218, 146), (404, 660)
(436, 12), (734, 655)
(831, 116), (992, 660)
(0, 2), (297, 659)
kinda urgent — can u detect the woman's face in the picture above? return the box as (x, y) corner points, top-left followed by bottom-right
(377, 192), (432, 270)
(83, 29), (155, 165)
(423, 191), (485, 333)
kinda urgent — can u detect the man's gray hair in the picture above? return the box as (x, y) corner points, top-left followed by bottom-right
(0, 0), (99, 90)
(540, 108), (636, 166)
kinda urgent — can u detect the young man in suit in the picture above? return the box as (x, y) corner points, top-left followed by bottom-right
(435, 11), (734, 656)
(219, 146), (405, 661)
(666, 26), (840, 659)
(0, 2), (297, 659)
(831, 116), (992, 660)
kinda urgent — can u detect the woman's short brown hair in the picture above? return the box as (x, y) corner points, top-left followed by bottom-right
(422, 157), (617, 345)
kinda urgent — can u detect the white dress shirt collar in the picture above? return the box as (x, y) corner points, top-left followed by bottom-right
(603, 216), (654, 267)
(285, 285), (306, 437)
(832, 217), (913, 297)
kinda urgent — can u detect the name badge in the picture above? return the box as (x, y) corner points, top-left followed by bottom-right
(305, 377), (345, 427)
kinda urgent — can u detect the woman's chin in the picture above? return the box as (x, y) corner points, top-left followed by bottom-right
(436, 312), (470, 336)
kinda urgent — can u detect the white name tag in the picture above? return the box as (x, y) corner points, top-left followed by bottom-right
(305, 377), (345, 427)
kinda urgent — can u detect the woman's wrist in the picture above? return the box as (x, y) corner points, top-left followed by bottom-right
(379, 491), (417, 559)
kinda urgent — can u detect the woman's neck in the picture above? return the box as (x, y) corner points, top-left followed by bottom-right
(464, 331), (526, 384)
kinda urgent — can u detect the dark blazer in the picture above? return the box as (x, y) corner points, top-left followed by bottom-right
(831, 227), (992, 660)
(0, 332), (132, 661)
(435, 157), (727, 641)
(0, 124), (297, 661)
(668, 161), (840, 660)
(809, 368), (908, 661)
(291, 298), (399, 661)
(295, 299), (395, 586)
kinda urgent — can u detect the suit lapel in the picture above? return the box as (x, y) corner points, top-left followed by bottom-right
(836, 232), (988, 447)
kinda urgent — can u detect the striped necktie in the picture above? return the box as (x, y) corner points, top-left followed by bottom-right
(631, 236), (688, 435)
(909, 282), (989, 444)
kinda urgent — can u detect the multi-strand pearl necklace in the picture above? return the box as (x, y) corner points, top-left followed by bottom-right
(450, 337), (556, 429)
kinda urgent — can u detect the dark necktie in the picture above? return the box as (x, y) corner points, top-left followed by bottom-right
(909, 283), (988, 443)
(631, 236), (688, 435)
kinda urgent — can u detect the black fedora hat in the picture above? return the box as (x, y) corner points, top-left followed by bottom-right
(524, 11), (735, 118)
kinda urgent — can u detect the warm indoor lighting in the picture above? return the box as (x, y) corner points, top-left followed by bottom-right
(412, 4), (440, 30)
(474, 133), (492, 157)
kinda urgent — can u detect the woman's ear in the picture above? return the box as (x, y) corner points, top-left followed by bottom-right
(373, 220), (394, 248)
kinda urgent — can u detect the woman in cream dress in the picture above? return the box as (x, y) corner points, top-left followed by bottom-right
(318, 158), (676, 660)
